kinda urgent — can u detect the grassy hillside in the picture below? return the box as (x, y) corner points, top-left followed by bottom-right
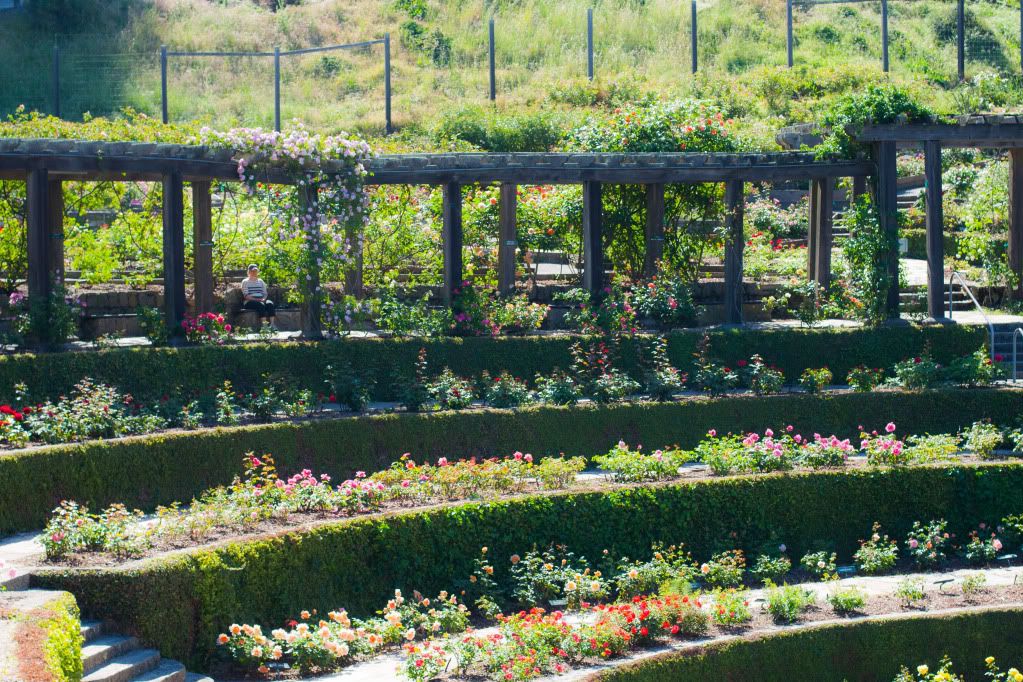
(1, 0), (1022, 143)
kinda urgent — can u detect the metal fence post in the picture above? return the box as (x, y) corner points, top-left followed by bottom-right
(273, 46), (281, 132)
(957, 0), (965, 81)
(489, 18), (496, 101)
(384, 33), (393, 135)
(786, 0), (794, 68)
(51, 45), (60, 118)
(587, 8), (594, 81)
(691, 0), (698, 74)
(881, 0), (889, 73)
(160, 45), (169, 124)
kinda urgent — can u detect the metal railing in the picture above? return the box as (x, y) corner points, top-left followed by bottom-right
(948, 270), (996, 361)
(1013, 327), (1023, 381)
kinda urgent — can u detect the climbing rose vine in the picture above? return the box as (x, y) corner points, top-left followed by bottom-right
(196, 126), (374, 336)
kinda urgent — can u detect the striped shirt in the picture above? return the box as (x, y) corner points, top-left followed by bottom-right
(241, 278), (268, 301)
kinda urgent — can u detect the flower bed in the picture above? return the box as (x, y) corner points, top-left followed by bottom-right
(0, 325), (985, 404)
(3, 388), (1021, 535)
(31, 462), (1023, 670)
(595, 607), (1023, 682)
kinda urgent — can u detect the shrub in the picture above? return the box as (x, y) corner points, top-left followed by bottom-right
(592, 369), (642, 404)
(896, 577), (926, 607)
(594, 442), (693, 483)
(847, 365), (885, 392)
(481, 371), (533, 409)
(631, 274), (699, 329)
(428, 369), (474, 410)
(854, 522), (899, 574)
(182, 312), (233, 345)
(963, 421), (1004, 459)
(962, 526), (1003, 566)
(711, 590), (752, 627)
(701, 550), (745, 588)
(642, 337), (687, 402)
(799, 367), (832, 394)
(326, 362), (373, 412)
(947, 348), (1003, 387)
(828, 587), (867, 615)
(533, 370), (581, 405)
(691, 335), (739, 396)
(741, 354), (785, 395)
(906, 519), (951, 569)
(765, 583), (816, 624)
(750, 553), (792, 584)
(961, 573), (988, 598)
(800, 550), (838, 580)
(892, 352), (944, 391)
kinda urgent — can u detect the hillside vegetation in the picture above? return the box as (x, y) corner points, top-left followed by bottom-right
(1, 0), (1023, 146)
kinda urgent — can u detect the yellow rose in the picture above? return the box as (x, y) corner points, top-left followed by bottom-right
(917, 665), (928, 676)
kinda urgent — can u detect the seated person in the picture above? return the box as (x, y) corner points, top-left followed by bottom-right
(241, 264), (276, 329)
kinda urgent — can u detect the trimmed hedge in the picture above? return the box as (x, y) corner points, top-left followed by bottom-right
(597, 607), (1023, 682)
(0, 590), (82, 682)
(0, 325), (985, 402)
(33, 462), (1023, 671)
(3, 388), (1021, 535)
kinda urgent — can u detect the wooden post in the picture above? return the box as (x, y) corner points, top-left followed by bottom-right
(1009, 148), (1023, 300)
(723, 179), (745, 325)
(644, 183), (665, 278)
(298, 185), (323, 339)
(47, 179), (64, 286)
(498, 182), (517, 296)
(924, 140), (948, 320)
(162, 172), (187, 339)
(852, 175), (867, 201)
(26, 169), (52, 326)
(807, 180), (819, 283)
(344, 224), (364, 299)
(811, 178), (834, 289)
(874, 141), (901, 319)
(191, 180), (214, 314)
(582, 181), (603, 294)
(442, 181), (463, 306)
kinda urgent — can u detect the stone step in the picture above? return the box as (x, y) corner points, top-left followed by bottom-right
(82, 635), (140, 674)
(130, 659), (186, 682)
(82, 649), (160, 682)
(183, 674), (215, 682)
(80, 619), (105, 644)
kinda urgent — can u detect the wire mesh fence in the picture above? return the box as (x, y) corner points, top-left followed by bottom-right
(2, 3), (1023, 132)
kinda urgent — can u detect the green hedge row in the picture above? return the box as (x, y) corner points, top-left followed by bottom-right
(0, 325), (986, 402)
(901, 228), (959, 260)
(33, 462), (1023, 671)
(0, 590), (83, 682)
(598, 607), (1023, 682)
(3, 387), (1020, 535)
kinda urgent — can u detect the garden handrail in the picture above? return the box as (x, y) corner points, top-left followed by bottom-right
(1013, 327), (1023, 381)
(947, 270), (995, 361)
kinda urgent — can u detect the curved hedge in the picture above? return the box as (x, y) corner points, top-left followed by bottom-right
(33, 462), (1023, 671)
(596, 607), (1023, 682)
(0, 590), (82, 682)
(0, 324), (984, 402)
(2, 387), (1021, 534)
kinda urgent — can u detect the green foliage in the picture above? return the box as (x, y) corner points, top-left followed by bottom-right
(435, 107), (563, 152)
(817, 83), (933, 158)
(799, 367), (832, 394)
(841, 195), (895, 327)
(854, 522), (900, 575)
(799, 550), (837, 581)
(963, 420), (1004, 459)
(827, 586), (866, 615)
(764, 583), (815, 624)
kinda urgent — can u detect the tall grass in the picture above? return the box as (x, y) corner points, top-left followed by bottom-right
(0, 0), (1021, 137)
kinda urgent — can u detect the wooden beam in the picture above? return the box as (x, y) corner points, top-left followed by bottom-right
(874, 142), (901, 319)
(856, 122), (1023, 145)
(298, 185), (323, 340)
(644, 183), (666, 278)
(162, 172), (187, 340)
(191, 180), (214, 314)
(1010, 149), (1023, 301)
(498, 182), (517, 296)
(723, 179), (745, 325)
(582, 181), (603, 295)
(344, 224), (364, 299)
(812, 178), (834, 289)
(46, 178), (64, 286)
(924, 140), (948, 320)
(852, 175), (867, 200)
(442, 181), (463, 306)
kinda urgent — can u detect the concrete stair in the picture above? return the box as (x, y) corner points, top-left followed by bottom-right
(899, 286), (973, 313)
(80, 620), (214, 682)
(991, 323), (1023, 379)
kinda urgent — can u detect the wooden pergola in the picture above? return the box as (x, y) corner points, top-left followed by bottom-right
(0, 139), (874, 341)
(859, 116), (1023, 320)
